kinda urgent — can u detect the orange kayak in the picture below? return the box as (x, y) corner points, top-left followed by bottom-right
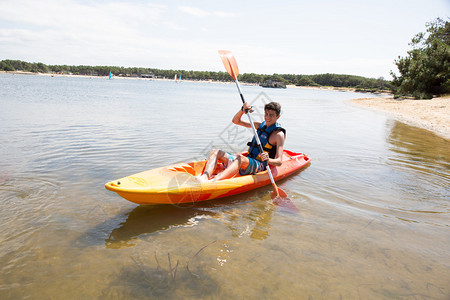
(105, 150), (310, 205)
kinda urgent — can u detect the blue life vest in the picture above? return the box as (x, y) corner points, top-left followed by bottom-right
(247, 121), (286, 160)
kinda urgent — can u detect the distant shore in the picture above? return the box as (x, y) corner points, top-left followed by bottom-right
(350, 96), (450, 140)
(1, 71), (387, 92)
(287, 84), (357, 92)
(0, 70), (233, 84)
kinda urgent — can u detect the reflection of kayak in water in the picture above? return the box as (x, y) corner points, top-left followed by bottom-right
(105, 150), (311, 205)
(105, 205), (218, 248)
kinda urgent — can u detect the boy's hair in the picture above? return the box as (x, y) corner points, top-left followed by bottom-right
(264, 102), (281, 116)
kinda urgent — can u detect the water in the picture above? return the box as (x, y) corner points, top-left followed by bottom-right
(1, 74), (449, 299)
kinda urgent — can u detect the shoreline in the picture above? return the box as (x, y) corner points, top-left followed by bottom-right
(350, 96), (450, 140)
(1, 71), (385, 92)
(287, 84), (391, 95)
(0, 70), (238, 85)
(0, 70), (274, 87)
(287, 84), (357, 92)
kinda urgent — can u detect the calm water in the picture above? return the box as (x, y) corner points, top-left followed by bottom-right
(1, 74), (449, 299)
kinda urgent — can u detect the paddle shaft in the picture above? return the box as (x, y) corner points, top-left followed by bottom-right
(233, 79), (278, 189)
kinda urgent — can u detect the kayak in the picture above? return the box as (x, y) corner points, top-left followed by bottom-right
(105, 150), (310, 205)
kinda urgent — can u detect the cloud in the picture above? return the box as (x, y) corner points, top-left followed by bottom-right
(0, 0), (173, 65)
(179, 6), (210, 17)
(214, 11), (235, 18)
(163, 22), (187, 32)
(0, 0), (167, 38)
(178, 5), (235, 18)
(0, 0), (168, 64)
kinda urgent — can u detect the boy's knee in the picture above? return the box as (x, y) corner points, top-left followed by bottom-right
(236, 154), (246, 163)
(209, 149), (226, 159)
(209, 149), (219, 156)
(217, 150), (227, 158)
(236, 155), (250, 168)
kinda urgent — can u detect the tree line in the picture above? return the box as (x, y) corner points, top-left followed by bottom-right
(0, 59), (391, 92)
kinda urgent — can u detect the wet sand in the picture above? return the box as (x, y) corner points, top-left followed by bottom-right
(350, 96), (450, 140)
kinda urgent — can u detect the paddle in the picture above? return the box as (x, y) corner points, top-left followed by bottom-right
(218, 50), (293, 206)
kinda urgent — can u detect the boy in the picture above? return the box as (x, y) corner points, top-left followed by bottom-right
(197, 101), (285, 182)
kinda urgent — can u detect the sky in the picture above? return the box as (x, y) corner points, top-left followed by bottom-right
(0, 0), (448, 79)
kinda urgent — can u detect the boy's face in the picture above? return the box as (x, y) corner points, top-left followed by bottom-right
(264, 109), (279, 126)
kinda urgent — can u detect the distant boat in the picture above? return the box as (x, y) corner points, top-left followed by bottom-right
(179, 74), (182, 81)
(174, 74), (177, 81)
(109, 71), (112, 80)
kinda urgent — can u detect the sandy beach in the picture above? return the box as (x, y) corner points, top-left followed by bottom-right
(350, 96), (450, 140)
(287, 84), (357, 92)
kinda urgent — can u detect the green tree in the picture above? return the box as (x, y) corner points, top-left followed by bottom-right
(296, 76), (317, 86)
(0, 60), (15, 71)
(391, 18), (450, 99)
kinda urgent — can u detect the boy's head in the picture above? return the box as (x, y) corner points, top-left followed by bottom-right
(264, 102), (281, 116)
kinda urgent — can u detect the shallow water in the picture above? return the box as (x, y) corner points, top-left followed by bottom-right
(0, 74), (449, 299)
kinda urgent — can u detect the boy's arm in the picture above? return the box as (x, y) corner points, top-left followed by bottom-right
(232, 102), (261, 128)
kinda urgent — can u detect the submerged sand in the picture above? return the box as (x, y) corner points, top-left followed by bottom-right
(350, 96), (450, 140)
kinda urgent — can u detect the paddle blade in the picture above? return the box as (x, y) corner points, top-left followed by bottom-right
(218, 50), (239, 80)
(271, 186), (288, 199)
(271, 187), (299, 213)
(273, 196), (299, 213)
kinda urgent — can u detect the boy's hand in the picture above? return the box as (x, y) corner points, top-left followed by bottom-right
(259, 152), (269, 162)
